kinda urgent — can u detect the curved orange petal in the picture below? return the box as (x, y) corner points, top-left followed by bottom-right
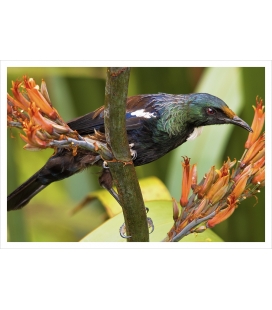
(207, 203), (236, 228)
(11, 80), (30, 110)
(245, 96), (265, 149)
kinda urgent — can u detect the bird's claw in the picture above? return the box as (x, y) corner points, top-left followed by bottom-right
(103, 161), (109, 169)
(147, 217), (154, 234)
(103, 144), (136, 168)
(119, 223), (131, 239)
(119, 216), (154, 238)
(129, 143), (137, 161)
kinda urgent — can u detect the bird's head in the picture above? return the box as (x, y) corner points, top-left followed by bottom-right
(187, 93), (252, 132)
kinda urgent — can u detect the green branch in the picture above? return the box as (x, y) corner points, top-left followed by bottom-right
(104, 67), (149, 242)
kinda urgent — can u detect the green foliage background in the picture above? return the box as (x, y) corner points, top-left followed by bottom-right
(7, 67), (265, 242)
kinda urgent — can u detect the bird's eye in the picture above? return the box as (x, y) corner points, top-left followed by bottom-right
(206, 107), (216, 115)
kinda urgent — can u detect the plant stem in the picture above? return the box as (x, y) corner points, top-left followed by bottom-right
(104, 67), (149, 242)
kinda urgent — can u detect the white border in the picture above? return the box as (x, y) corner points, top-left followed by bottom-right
(1, 60), (271, 249)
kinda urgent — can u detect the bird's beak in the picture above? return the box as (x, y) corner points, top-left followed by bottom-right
(230, 115), (253, 132)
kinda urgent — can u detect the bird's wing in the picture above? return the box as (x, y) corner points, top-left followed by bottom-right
(67, 95), (159, 135)
(67, 106), (105, 135)
(125, 95), (159, 130)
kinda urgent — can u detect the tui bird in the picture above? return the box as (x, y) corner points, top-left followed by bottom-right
(7, 93), (252, 211)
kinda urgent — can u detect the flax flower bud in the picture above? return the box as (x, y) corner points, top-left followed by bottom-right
(191, 164), (197, 190)
(193, 197), (208, 217)
(251, 167), (265, 184)
(207, 175), (230, 205)
(197, 166), (216, 199)
(180, 157), (192, 207)
(40, 79), (52, 104)
(230, 173), (250, 200)
(207, 203), (236, 228)
(11, 80), (31, 110)
(240, 133), (264, 168)
(172, 198), (180, 221)
(245, 96), (265, 149)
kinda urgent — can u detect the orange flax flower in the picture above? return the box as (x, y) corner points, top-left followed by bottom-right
(251, 167), (265, 185)
(20, 123), (48, 149)
(206, 174), (230, 205)
(7, 93), (28, 112)
(180, 157), (192, 207)
(23, 76), (58, 119)
(249, 148), (265, 166)
(207, 202), (236, 228)
(10, 80), (31, 110)
(230, 172), (250, 201)
(28, 102), (53, 134)
(251, 156), (265, 175)
(218, 157), (236, 178)
(206, 174), (229, 199)
(197, 166), (216, 199)
(245, 96), (265, 149)
(240, 133), (265, 168)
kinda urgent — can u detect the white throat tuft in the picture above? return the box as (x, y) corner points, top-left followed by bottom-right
(187, 127), (204, 141)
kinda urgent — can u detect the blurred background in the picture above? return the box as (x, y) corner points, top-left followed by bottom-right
(7, 67), (265, 242)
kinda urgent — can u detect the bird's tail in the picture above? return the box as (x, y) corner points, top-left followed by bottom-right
(7, 169), (48, 211)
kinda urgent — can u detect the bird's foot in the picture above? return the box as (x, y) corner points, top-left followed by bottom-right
(102, 144), (136, 169)
(119, 224), (131, 239)
(129, 143), (137, 161)
(147, 217), (154, 234)
(119, 216), (154, 238)
(143, 201), (153, 233)
(103, 161), (109, 169)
